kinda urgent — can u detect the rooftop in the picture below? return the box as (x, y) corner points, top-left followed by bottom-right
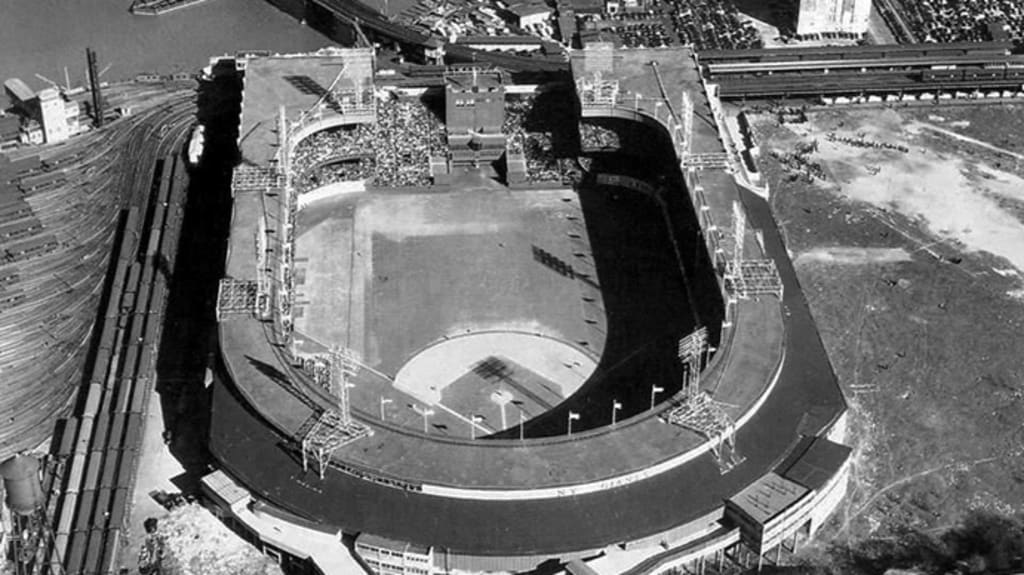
(239, 50), (374, 165)
(728, 472), (809, 525)
(4, 78), (34, 103)
(776, 435), (853, 492)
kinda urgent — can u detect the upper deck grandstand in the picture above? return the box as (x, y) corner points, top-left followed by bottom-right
(208, 46), (849, 572)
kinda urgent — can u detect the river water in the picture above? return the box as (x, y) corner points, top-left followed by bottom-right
(0, 0), (332, 92)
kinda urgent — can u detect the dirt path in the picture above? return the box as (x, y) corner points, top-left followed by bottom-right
(916, 122), (1024, 162)
(837, 456), (1003, 537)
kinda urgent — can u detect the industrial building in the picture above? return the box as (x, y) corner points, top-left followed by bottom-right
(3, 80), (82, 144)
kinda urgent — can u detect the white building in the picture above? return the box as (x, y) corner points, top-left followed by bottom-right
(37, 88), (80, 144)
(506, 1), (551, 29)
(796, 0), (871, 39)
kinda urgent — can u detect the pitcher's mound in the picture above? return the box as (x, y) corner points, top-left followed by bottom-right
(393, 332), (597, 413)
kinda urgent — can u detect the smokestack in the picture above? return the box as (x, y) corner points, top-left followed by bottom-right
(87, 47), (104, 127)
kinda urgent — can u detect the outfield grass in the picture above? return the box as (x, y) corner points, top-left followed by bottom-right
(364, 190), (593, 375)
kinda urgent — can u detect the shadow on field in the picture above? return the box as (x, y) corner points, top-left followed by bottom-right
(492, 116), (724, 438)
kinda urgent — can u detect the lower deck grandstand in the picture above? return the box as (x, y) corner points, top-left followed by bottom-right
(289, 95), (447, 191)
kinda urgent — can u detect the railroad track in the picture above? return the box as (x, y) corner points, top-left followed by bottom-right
(0, 93), (194, 457)
(1, 93), (196, 575)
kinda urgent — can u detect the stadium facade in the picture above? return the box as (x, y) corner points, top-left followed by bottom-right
(203, 46), (851, 575)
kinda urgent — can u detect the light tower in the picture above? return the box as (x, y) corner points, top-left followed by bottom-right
(731, 199), (746, 274)
(677, 326), (708, 399)
(327, 346), (359, 425)
(300, 346), (372, 479)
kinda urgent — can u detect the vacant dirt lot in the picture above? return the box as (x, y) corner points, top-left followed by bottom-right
(750, 103), (1024, 548)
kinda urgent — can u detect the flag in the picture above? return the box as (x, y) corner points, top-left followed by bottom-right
(568, 411), (581, 421)
(652, 386), (665, 393)
(613, 401), (623, 410)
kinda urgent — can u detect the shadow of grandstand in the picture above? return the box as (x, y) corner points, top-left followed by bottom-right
(245, 355), (319, 410)
(521, 88), (582, 158)
(153, 71), (241, 493)
(490, 116), (724, 438)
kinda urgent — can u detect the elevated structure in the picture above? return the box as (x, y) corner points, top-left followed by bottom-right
(724, 201), (783, 300)
(445, 69), (506, 166)
(700, 45), (1024, 100)
(300, 347), (372, 479)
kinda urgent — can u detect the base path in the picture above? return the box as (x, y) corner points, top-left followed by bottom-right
(393, 331), (597, 405)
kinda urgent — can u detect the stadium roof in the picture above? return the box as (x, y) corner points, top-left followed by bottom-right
(727, 472), (809, 525)
(239, 51), (373, 165)
(775, 435), (852, 492)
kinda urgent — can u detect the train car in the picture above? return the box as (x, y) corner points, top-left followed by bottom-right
(89, 416), (110, 454)
(138, 345), (155, 378)
(99, 529), (121, 575)
(73, 489), (97, 534)
(92, 489), (112, 529)
(82, 382), (103, 418)
(123, 413), (144, 451)
(108, 413), (127, 453)
(56, 417), (79, 458)
(112, 375), (134, 414)
(90, 347), (112, 386)
(83, 453), (103, 495)
(108, 488), (129, 531)
(63, 529), (88, 575)
(100, 450), (121, 490)
(73, 418), (94, 457)
(129, 376), (151, 415)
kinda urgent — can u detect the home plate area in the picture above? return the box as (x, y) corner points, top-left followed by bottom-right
(392, 331), (597, 435)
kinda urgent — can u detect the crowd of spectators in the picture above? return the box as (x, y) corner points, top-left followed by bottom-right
(291, 125), (375, 192)
(580, 122), (621, 151)
(503, 96), (581, 184)
(297, 160), (376, 192)
(891, 0), (1024, 43)
(583, 0), (761, 50)
(374, 96), (447, 187)
(289, 96), (448, 191)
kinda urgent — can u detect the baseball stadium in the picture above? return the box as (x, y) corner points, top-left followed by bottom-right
(204, 45), (850, 575)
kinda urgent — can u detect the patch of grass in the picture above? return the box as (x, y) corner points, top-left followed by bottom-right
(754, 108), (1024, 549)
